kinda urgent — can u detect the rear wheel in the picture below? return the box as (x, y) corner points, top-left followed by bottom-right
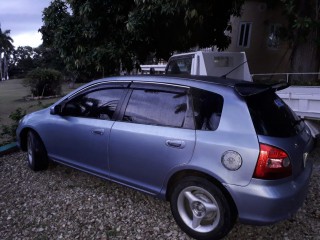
(170, 176), (236, 240)
(27, 131), (49, 171)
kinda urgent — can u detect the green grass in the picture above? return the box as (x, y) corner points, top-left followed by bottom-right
(0, 79), (84, 144)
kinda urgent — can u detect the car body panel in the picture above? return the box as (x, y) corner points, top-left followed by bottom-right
(257, 123), (314, 178)
(45, 115), (113, 176)
(109, 122), (195, 194)
(16, 75), (314, 228)
(225, 157), (313, 224)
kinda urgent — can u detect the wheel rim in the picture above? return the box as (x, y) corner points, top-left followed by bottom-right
(27, 135), (33, 165)
(177, 186), (220, 233)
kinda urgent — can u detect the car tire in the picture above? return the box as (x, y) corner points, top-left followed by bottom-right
(27, 131), (49, 171)
(170, 176), (236, 240)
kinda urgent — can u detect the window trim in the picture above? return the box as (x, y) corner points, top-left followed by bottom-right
(237, 22), (252, 48)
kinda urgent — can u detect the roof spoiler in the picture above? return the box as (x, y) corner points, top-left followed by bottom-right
(234, 82), (289, 97)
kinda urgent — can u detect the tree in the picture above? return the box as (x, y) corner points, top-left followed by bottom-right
(40, 0), (244, 79)
(11, 46), (35, 77)
(127, 0), (244, 60)
(40, 0), (135, 80)
(281, 0), (320, 82)
(0, 25), (14, 80)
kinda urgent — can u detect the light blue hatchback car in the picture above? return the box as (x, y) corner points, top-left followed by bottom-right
(17, 75), (314, 240)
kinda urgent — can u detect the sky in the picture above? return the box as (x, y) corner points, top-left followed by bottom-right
(0, 0), (52, 48)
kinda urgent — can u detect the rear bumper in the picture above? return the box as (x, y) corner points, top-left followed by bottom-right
(225, 159), (313, 225)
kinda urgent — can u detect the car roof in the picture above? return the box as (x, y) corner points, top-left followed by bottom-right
(102, 74), (248, 87)
(87, 75), (288, 97)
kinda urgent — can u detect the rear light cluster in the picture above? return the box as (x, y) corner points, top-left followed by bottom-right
(253, 144), (292, 180)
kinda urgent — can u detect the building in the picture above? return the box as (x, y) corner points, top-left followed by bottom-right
(227, 0), (290, 75)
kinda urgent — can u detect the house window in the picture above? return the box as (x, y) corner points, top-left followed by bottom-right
(267, 24), (281, 49)
(238, 22), (252, 48)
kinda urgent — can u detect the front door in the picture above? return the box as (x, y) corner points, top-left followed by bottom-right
(46, 86), (126, 177)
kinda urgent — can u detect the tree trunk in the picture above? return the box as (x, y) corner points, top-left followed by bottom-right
(3, 53), (8, 80)
(0, 53), (3, 81)
(290, 30), (320, 84)
(289, 0), (320, 85)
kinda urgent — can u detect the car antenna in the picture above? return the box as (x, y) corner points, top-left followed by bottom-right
(220, 61), (248, 79)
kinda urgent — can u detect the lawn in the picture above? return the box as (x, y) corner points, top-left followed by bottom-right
(0, 79), (83, 144)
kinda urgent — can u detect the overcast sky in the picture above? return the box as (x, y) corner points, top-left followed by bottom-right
(0, 0), (51, 48)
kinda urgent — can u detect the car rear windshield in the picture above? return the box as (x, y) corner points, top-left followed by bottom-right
(246, 90), (303, 137)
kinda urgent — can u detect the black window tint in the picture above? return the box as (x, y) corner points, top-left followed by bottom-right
(192, 89), (223, 131)
(246, 91), (302, 137)
(123, 89), (187, 128)
(63, 88), (124, 119)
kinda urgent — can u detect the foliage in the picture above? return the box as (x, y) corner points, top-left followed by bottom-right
(279, 0), (320, 82)
(280, 0), (319, 41)
(9, 45), (65, 79)
(24, 68), (63, 97)
(1, 108), (26, 144)
(39, 0), (244, 79)
(127, 0), (244, 60)
(9, 46), (36, 78)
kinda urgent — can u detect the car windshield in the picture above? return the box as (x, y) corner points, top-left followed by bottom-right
(246, 90), (303, 137)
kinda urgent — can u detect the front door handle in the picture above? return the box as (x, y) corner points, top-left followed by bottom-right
(92, 129), (105, 135)
(166, 140), (185, 149)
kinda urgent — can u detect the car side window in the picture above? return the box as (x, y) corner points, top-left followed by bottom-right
(192, 89), (223, 131)
(123, 89), (188, 128)
(63, 88), (124, 120)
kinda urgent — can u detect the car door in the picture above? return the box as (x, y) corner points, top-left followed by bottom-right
(46, 83), (128, 177)
(108, 82), (196, 195)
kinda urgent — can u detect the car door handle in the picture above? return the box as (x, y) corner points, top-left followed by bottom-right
(92, 129), (105, 135)
(166, 140), (185, 149)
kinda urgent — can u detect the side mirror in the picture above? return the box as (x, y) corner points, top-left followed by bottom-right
(50, 105), (62, 115)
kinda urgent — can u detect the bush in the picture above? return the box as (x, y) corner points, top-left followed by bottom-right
(1, 108), (26, 145)
(24, 68), (63, 97)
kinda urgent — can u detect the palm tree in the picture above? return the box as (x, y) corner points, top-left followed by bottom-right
(0, 24), (14, 80)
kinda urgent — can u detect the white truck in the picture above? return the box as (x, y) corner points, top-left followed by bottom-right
(164, 51), (252, 81)
(140, 51), (252, 81)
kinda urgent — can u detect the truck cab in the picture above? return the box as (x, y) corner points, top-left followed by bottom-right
(165, 51), (252, 81)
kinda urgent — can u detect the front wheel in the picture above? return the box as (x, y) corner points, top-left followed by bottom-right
(170, 176), (236, 240)
(27, 131), (49, 171)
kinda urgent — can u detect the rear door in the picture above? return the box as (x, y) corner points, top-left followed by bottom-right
(108, 82), (196, 194)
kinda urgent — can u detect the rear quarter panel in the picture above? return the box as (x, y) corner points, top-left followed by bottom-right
(189, 85), (260, 186)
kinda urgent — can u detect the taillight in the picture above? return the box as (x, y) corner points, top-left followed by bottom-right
(253, 144), (292, 180)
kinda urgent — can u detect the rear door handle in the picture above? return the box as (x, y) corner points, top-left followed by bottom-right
(92, 129), (105, 135)
(166, 140), (185, 149)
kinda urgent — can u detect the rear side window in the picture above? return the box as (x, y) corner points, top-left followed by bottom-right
(246, 91), (302, 137)
(192, 89), (224, 131)
(123, 89), (188, 128)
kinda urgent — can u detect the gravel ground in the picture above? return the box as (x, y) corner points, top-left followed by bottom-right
(1, 146), (319, 240)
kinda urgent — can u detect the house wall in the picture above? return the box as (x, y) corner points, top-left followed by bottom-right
(227, 0), (291, 75)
